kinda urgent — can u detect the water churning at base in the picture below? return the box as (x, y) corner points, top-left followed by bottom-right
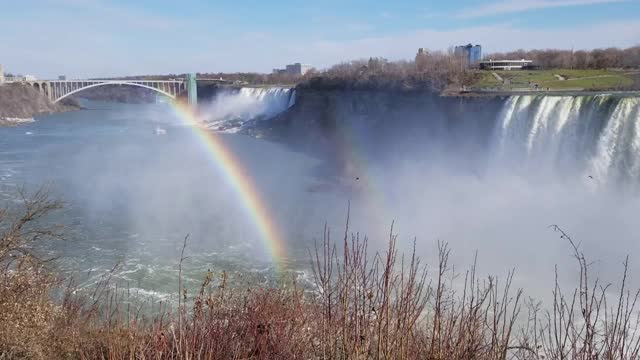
(202, 87), (296, 133)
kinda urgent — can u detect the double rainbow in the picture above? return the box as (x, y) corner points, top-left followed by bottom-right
(170, 101), (286, 267)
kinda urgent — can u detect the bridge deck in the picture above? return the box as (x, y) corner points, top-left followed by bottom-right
(16, 79), (188, 103)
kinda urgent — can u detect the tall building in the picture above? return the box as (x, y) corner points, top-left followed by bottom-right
(285, 63), (312, 76)
(0, 64), (4, 84)
(454, 44), (482, 65)
(274, 63), (312, 76)
(415, 48), (429, 72)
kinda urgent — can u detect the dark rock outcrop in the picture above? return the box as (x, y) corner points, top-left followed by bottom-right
(249, 88), (506, 172)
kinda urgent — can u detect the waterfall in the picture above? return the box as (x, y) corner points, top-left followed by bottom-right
(201, 87), (296, 133)
(492, 95), (640, 183)
(589, 97), (640, 183)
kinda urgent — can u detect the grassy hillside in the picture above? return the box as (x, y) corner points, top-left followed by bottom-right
(472, 69), (636, 91)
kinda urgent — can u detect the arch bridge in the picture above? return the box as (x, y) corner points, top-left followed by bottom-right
(23, 75), (201, 105)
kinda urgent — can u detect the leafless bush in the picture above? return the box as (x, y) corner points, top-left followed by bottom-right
(308, 212), (525, 359)
(526, 225), (640, 360)
(0, 186), (64, 267)
(0, 187), (65, 358)
(2, 191), (640, 359)
(302, 53), (478, 91)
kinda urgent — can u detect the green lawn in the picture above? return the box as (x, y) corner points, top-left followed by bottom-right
(471, 69), (635, 90)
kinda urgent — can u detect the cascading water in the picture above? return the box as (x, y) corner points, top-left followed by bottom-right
(491, 95), (640, 184)
(201, 87), (295, 133)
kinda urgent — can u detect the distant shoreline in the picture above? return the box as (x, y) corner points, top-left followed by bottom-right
(0, 117), (35, 126)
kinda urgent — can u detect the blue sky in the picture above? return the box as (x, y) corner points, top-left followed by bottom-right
(1, 0), (638, 78)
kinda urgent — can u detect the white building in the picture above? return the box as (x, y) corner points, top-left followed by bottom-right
(0, 64), (4, 84)
(479, 59), (533, 70)
(4, 74), (38, 82)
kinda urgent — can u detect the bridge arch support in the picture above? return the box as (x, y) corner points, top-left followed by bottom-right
(53, 81), (178, 103)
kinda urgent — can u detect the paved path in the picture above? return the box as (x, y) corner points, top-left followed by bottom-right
(564, 75), (617, 81)
(554, 74), (566, 81)
(491, 72), (503, 82)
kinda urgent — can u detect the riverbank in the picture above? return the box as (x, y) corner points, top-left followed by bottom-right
(0, 117), (35, 127)
(0, 83), (79, 124)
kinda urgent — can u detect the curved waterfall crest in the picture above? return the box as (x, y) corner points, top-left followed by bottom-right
(492, 95), (640, 183)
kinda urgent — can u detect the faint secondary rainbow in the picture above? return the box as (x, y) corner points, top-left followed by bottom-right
(332, 125), (396, 236)
(170, 100), (287, 267)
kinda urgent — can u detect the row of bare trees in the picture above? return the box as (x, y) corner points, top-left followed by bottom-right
(195, 72), (316, 85)
(487, 46), (640, 69)
(303, 46), (640, 90)
(111, 46), (640, 92)
(115, 72), (316, 86)
(301, 52), (475, 91)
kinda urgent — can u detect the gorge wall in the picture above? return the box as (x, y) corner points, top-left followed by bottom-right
(246, 88), (640, 185)
(254, 89), (505, 173)
(0, 83), (78, 123)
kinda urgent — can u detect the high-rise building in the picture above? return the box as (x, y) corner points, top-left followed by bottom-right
(415, 48), (429, 72)
(469, 45), (482, 64)
(454, 44), (482, 65)
(285, 63), (312, 76)
(274, 63), (312, 76)
(0, 64), (4, 84)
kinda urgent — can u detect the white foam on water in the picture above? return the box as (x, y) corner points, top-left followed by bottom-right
(200, 87), (296, 133)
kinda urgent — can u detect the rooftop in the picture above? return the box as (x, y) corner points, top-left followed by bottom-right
(481, 59), (533, 64)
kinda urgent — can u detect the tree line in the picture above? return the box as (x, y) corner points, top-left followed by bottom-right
(114, 45), (640, 91)
(487, 46), (640, 69)
(303, 46), (640, 90)
(113, 72), (312, 86)
(300, 51), (475, 90)
(195, 72), (311, 85)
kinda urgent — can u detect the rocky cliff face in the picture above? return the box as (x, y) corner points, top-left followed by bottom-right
(250, 88), (640, 185)
(0, 83), (78, 121)
(250, 88), (506, 172)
